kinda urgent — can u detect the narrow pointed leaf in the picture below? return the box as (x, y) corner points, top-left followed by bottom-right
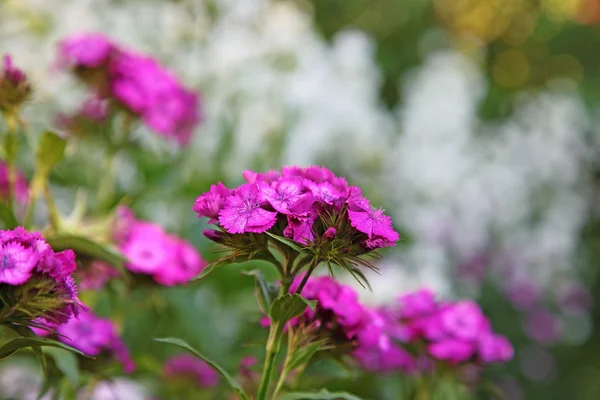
(45, 347), (79, 386)
(191, 259), (229, 281)
(266, 232), (311, 255)
(281, 390), (363, 400)
(154, 337), (249, 400)
(0, 337), (89, 360)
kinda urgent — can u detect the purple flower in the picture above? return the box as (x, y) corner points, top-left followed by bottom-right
(397, 288), (437, 319)
(428, 339), (475, 364)
(54, 310), (135, 372)
(117, 214), (206, 286)
(218, 183), (278, 234)
(348, 207), (399, 248)
(193, 182), (231, 222)
(0, 227), (84, 325)
(523, 309), (561, 344)
(322, 227), (337, 240)
(0, 55), (31, 110)
(120, 221), (170, 274)
(478, 333), (514, 363)
(78, 261), (120, 290)
(164, 354), (219, 388)
(57, 33), (114, 68)
(262, 177), (306, 214)
(440, 300), (488, 341)
(56, 33), (201, 145)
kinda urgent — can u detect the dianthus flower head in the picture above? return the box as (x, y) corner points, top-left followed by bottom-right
(195, 166), (399, 280)
(40, 310), (134, 373)
(114, 208), (206, 286)
(0, 55), (31, 112)
(164, 354), (219, 389)
(0, 227), (85, 327)
(354, 288), (513, 374)
(56, 33), (201, 145)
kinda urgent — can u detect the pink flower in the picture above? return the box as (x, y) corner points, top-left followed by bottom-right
(478, 333), (514, 363)
(397, 288), (437, 319)
(120, 221), (171, 274)
(164, 354), (219, 388)
(57, 33), (114, 68)
(78, 261), (120, 290)
(440, 300), (488, 341)
(54, 310), (135, 372)
(56, 33), (201, 145)
(348, 207), (399, 245)
(218, 183), (278, 234)
(428, 339), (475, 364)
(193, 182), (231, 222)
(116, 213), (206, 286)
(262, 177), (306, 214)
(0, 227), (84, 325)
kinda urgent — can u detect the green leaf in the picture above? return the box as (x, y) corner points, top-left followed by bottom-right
(45, 347), (79, 386)
(242, 269), (279, 314)
(281, 390), (364, 400)
(45, 233), (127, 274)
(269, 294), (317, 326)
(154, 337), (249, 400)
(0, 337), (89, 360)
(286, 339), (329, 372)
(266, 232), (312, 255)
(0, 202), (18, 228)
(35, 131), (67, 175)
(191, 259), (228, 281)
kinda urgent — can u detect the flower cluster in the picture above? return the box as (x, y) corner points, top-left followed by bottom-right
(0, 160), (29, 204)
(56, 33), (201, 145)
(356, 289), (514, 373)
(0, 227), (84, 326)
(114, 206), (207, 286)
(163, 354), (220, 389)
(35, 310), (135, 373)
(0, 55), (31, 112)
(196, 166), (399, 271)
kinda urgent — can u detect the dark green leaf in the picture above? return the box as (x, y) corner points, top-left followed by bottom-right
(269, 294), (317, 326)
(281, 389), (363, 400)
(45, 234), (127, 275)
(191, 259), (229, 281)
(154, 337), (249, 400)
(266, 232), (311, 255)
(286, 339), (329, 372)
(35, 131), (67, 174)
(242, 269), (279, 314)
(45, 347), (79, 386)
(0, 337), (89, 360)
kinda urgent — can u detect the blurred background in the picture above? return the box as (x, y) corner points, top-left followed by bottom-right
(1, 0), (600, 398)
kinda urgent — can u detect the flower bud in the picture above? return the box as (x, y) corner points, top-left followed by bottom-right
(203, 229), (226, 244)
(322, 227), (337, 241)
(0, 55), (31, 113)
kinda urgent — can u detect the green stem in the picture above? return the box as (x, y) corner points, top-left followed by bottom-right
(294, 257), (319, 294)
(95, 147), (118, 211)
(272, 328), (295, 398)
(3, 117), (19, 211)
(43, 181), (61, 231)
(257, 321), (284, 400)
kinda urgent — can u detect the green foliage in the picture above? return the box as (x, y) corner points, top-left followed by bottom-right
(154, 337), (249, 400)
(281, 389), (364, 400)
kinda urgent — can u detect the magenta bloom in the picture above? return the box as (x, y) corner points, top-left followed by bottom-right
(478, 333), (514, 363)
(54, 310), (135, 373)
(397, 288), (437, 319)
(195, 165), (399, 255)
(0, 227), (84, 325)
(116, 208), (207, 286)
(218, 183), (278, 234)
(428, 339), (475, 364)
(56, 33), (201, 145)
(164, 354), (219, 388)
(57, 33), (114, 68)
(78, 261), (120, 290)
(0, 160), (29, 204)
(193, 182), (232, 222)
(440, 300), (488, 341)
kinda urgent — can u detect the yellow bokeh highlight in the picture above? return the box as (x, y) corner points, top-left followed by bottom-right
(492, 49), (531, 88)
